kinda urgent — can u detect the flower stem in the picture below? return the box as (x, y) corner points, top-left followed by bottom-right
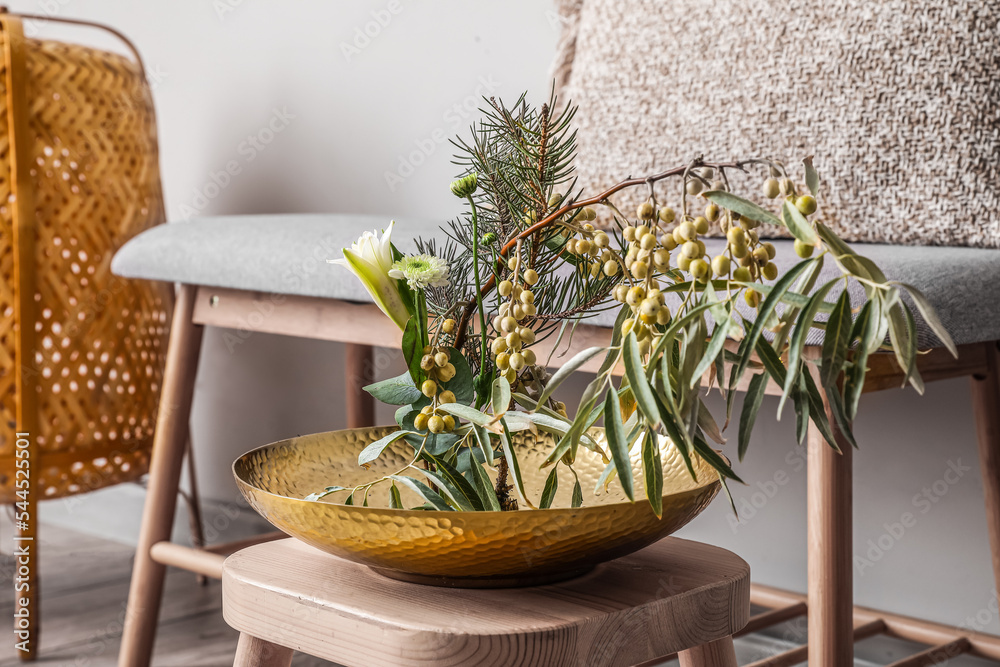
(467, 195), (490, 402)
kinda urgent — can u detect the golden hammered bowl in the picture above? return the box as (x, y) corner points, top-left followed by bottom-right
(234, 425), (720, 587)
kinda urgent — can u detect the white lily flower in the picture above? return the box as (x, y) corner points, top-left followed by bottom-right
(329, 220), (410, 330)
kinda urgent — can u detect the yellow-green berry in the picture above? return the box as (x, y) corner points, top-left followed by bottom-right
(762, 178), (780, 199)
(794, 239), (815, 258)
(796, 195), (817, 215)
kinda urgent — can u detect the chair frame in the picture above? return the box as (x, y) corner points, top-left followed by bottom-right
(116, 283), (1000, 667)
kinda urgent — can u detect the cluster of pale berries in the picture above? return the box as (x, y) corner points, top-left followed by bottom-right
(414, 336), (459, 434)
(490, 262), (540, 384)
(561, 207), (619, 280)
(602, 167), (821, 351)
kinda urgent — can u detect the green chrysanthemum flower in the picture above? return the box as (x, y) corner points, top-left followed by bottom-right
(388, 254), (450, 290)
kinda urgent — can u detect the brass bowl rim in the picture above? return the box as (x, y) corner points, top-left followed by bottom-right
(233, 427), (722, 517)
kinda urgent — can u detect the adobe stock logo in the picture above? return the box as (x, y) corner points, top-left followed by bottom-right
(854, 458), (972, 576)
(339, 0), (405, 62)
(383, 75), (502, 192)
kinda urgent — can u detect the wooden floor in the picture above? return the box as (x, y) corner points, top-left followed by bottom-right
(0, 517), (330, 667)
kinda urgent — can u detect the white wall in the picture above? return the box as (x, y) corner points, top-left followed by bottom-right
(21, 0), (998, 634)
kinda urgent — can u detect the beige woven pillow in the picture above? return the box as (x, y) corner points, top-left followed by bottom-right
(553, 0), (1000, 247)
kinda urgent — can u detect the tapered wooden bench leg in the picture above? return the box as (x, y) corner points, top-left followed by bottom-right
(808, 383), (854, 667)
(678, 636), (738, 667)
(184, 437), (207, 585)
(972, 341), (1000, 599)
(344, 343), (374, 428)
(118, 285), (204, 667)
(233, 634), (293, 667)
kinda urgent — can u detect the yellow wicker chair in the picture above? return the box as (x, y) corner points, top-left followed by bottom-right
(0, 11), (172, 659)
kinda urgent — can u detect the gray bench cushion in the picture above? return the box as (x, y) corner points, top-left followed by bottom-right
(111, 214), (1000, 348)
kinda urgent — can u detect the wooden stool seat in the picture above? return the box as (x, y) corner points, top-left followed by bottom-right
(221, 537), (750, 667)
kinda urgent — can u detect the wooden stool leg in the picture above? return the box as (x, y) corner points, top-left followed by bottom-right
(808, 384), (854, 667)
(678, 637), (738, 667)
(972, 341), (1000, 599)
(344, 343), (375, 428)
(233, 634), (293, 667)
(183, 437), (208, 585)
(118, 285), (204, 667)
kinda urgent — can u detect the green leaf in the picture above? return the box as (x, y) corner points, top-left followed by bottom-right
(827, 387), (859, 450)
(660, 279), (731, 294)
(735, 258), (817, 384)
(697, 398), (726, 445)
(472, 424), (495, 466)
(816, 222), (887, 292)
(604, 390), (635, 501)
(437, 402), (497, 428)
(526, 412), (596, 447)
(411, 465), (475, 512)
(887, 300), (923, 394)
(595, 457), (619, 494)
(443, 347), (475, 403)
(845, 301), (877, 420)
(652, 393), (696, 479)
(389, 475), (453, 511)
(780, 281), (837, 415)
(773, 255), (826, 352)
(641, 429), (664, 518)
(395, 402), (415, 428)
(422, 432), (460, 456)
(513, 395), (602, 453)
(754, 336), (788, 387)
(890, 282), (957, 358)
(536, 346), (606, 408)
(803, 156), (820, 196)
(401, 317), (423, 384)
(358, 430), (413, 468)
(623, 332), (660, 427)
(692, 434), (744, 484)
(821, 290), (853, 387)
(691, 318), (731, 389)
(424, 454), (485, 511)
(704, 190), (782, 226)
(304, 485), (348, 502)
(781, 199), (819, 245)
(468, 455), (501, 511)
(364, 372), (422, 406)
(491, 376), (511, 414)
(388, 482), (403, 509)
(571, 473), (583, 508)
(499, 419), (534, 508)
(473, 370), (494, 409)
(593, 305), (630, 377)
(500, 411), (535, 432)
(793, 376), (810, 445)
(539, 467), (559, 509)
(800, 369), (841, 453)
(738, 373), (767, 461)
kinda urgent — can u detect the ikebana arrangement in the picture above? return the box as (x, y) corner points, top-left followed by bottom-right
(321, 93), (954, 518)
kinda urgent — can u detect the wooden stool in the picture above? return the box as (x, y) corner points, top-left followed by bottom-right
(221, 537), (749, 667)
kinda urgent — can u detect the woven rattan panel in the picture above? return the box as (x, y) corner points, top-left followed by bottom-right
(0, 35), (171, 501)
(553, 0), (1000, 247)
